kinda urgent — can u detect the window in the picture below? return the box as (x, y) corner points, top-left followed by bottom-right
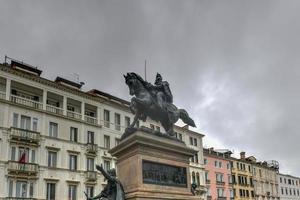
(156, 126), (160, 132)
(104, 160), (110, 171)
(13, 113), (19, 127)
(216, 173), (224, 182)
(16, 181), (27, 197)
(215, 161), (218, 167)
(135, 120), (140, 128)
(68, 185), (77, 200)
(87, 131), (94, 144)
(86, 186), (94, 198)
(227, 163), (230, 169)
(49, 122), (58, 138)
(189, 137), (193, 145)
(193, 138), (197, 146)
(69, 155), (77, 170)
(19, 147), (29, 163)
(104, 135), (110, 149)
(48, 151), (57, 168)
(32, 118), (38, 131)
(46, 183), (56, 200)
(114, 113), (121, 130)
(125, 116), (130, 128)
(230, 189), (234, 198)
(104, 110), (110, 128)
(192, 172), (196, 183)
(178, 133), (182, 141)
(194, 154), (198, 163)
(204, 158), (208, 165)
(86, 158), (94, 171)
(70, 127), (78, 142)
(196, 173), (200, 186)
(205, 171), (209, 181)
(115, 138), (120, 146)
(11, 146), (16, 161)
(219, 161), (222, 168)
(228, 175), (233, 184)
(217, 188), (224, 197)
(31, 149), (35, 163)
(191, 155), (194, 163)
(20, 115), (31, 130)
(8, 180), (13, 197)
(150, 124), (155, 130)
(207, 187), (211, 196)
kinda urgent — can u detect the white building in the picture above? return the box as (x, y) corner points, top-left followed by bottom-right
(278, 174), (300, 200)
(0, 59), (205, 200)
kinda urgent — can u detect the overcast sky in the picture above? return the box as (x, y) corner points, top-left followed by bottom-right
(1, 0), (299, 176)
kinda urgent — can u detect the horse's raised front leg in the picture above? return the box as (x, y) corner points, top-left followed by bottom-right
(129, 112), (139, 128)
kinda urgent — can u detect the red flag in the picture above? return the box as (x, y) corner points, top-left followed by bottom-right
(19, 152), (26, 164)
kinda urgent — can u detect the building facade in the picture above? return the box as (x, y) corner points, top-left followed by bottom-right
(230, 152), (255, 200)
(0, 59), (205, 200)
(203, 148), (234, 200)
(251, 159), (279, 200)
(278, 174), (300, 200)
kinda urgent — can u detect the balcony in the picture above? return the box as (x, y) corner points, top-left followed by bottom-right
(10, 127), (40, 144)
(217, 197), (227, 200)
(46, 104), (64, 115)
(86, 143), (98, 154)
(85, 171), (97, 181)
(5, 198), (37, 200)
(85, 115), (97, 124)
(216, 181), (225, 186)
(7, 161), (38, 175)
(67, 110), (82, 120)
(206, 179), (211, 184)
(10, 95), (43, 110)
(0, 91), (5, 100)
(207, 195), (212, 200)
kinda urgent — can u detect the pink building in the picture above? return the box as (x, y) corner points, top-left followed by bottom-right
(204, 148), (234, 200)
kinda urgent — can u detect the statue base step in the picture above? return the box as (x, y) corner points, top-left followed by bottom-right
(109, 130), (202, 200)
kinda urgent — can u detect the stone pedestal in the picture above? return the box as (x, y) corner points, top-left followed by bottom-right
(109, 129), (200, 200)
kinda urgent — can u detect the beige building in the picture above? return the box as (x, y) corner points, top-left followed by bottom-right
(251, 159), (280, 200)
(0, 58), (205, 200)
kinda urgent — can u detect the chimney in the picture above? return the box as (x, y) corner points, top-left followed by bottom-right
(240, 151), (246, 160)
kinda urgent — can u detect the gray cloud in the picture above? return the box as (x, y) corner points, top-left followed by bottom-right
(1, 0), (299, 175)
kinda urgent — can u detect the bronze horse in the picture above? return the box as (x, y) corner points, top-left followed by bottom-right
(123, 72), (196, 136)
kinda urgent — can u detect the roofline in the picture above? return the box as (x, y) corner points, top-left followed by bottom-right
(0, 64), (130, 109)
(279, 173), (300, 179)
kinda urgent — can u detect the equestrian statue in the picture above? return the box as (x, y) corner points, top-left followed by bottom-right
(123, 72), (196, 137)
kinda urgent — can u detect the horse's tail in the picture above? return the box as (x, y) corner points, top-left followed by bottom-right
(179, 109), (196, 127)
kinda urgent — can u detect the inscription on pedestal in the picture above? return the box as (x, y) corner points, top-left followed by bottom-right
(142, 160), (187, 187)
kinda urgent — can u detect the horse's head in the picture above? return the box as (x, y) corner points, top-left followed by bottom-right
(123, 72), (141, 96)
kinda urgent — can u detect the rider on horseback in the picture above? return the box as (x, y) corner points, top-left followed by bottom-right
(150, 73), (173, 111)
